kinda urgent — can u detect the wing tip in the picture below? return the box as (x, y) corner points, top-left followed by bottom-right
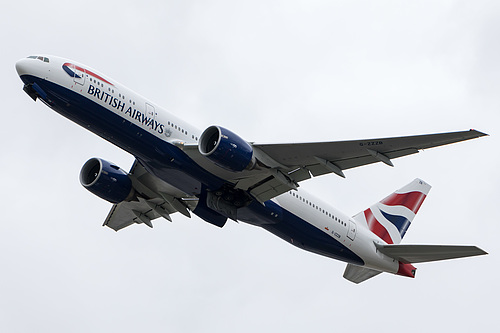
(475, 247), (488, 256)
(470, 129), (489, 137)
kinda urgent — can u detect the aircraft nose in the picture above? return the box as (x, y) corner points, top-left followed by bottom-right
(16, 58), (31, 76)
(16, 56), (50, 79)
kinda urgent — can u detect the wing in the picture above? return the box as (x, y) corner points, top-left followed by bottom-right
(104, 160), (197, 231)
(254, 129), (486, 174)
(246, 129), (486, 202)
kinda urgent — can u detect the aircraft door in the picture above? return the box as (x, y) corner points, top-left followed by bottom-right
(347, 220), (356, 241)
(72, 64), (85, 85)
(146, 103), (156, 120)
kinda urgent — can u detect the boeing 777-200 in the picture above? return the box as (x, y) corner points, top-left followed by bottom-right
(16, 55), (487, 283)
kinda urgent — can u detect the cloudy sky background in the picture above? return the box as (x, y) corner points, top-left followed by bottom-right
(1, 1), (498, 332)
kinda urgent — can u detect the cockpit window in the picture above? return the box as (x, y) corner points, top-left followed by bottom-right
(27, 55), (49, 63)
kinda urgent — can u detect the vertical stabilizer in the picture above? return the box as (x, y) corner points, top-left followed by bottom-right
(353, 179), (431, 244)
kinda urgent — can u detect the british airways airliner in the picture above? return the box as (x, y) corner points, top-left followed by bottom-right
(16, 55), (487, 283)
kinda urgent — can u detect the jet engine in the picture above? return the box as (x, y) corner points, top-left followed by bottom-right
(80, 158), (134, 203)
(199, 126), (255, 172)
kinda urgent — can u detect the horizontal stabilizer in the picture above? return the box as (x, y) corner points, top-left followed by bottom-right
(375, 243), (488, 264)
(343, 264), (382, 284)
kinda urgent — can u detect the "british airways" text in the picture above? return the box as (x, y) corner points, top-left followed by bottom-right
(87, 84), (164, 134)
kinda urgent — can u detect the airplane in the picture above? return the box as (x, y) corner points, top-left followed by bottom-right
(16, 55), (488, 283)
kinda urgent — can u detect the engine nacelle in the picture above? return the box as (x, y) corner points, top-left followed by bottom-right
(80, 158), (134, 204)
(199, 126), (255, 172)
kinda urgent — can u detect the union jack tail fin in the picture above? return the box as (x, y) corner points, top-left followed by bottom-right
(353, 179), (431, 244)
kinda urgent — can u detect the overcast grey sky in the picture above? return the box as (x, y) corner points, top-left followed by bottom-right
(1, 1), (498, 332)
